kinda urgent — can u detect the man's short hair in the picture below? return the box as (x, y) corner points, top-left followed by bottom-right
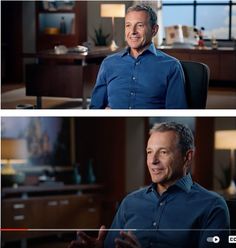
(150, 122), (194, 155)
(126, 4), (157, 27)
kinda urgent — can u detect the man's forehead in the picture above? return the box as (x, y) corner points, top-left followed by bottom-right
(147, 131), (179, 145)
(125, 10), (149, 19)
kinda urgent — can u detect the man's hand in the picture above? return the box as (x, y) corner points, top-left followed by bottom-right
(67, 225), (107, 248)
(115, 231), (142, 248)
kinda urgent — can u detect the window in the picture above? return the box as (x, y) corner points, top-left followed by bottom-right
(162, 0), (236, 40)
(163, 6), (193, 27)
(196, 5), (229, 39)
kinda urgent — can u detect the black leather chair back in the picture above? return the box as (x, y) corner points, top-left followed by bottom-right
(180, 61), (210, 109)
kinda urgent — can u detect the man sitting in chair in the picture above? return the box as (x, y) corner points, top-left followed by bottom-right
(90, 4), (187, 109)
(68, 122), (230, 248)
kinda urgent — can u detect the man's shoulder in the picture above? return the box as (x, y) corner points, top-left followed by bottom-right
(103, 49), (126, 61)
(124, 186), (149, 200)
(154, 48), (179, 63)
(192, 182), (226, 204)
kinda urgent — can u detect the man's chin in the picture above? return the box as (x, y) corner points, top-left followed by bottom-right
(151, 175), (165, 184)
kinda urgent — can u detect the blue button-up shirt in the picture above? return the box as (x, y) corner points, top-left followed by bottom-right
(90, 43), (188, 109)
(104, 174), (230, 248)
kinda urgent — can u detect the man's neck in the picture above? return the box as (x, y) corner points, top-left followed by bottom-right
(130, 43), (151, 58)
(156, 179), (178, 195)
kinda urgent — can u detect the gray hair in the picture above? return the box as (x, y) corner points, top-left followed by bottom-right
(150, 122), (194, 155)
(126, 4), (157, 27)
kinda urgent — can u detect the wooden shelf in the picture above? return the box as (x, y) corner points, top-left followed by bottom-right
(2, 184), (104, 198)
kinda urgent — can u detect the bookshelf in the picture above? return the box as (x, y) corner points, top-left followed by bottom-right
(36, 1), (87, 51)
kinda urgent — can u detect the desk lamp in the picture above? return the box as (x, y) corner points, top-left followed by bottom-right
(215, 130), (236, 195)
(1, 138), (28, 175)
(100, 4), (125, 51)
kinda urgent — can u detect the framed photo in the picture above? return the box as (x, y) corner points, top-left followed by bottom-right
(1, 117), (71, 167)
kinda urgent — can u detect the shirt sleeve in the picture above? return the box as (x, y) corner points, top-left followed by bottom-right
(89, 60), (108, 109)
(104, 200), (126, 248)
(198, 197), (230, 248)
(165, 61), (188, 109)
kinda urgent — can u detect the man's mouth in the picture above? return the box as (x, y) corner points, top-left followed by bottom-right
(151, 168), (164, 175)
(129, 36), (140, 41)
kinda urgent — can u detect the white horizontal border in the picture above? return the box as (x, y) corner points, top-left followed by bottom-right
(1, 109), (236, 117)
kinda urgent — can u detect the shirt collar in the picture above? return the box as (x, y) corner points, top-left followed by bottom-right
(120, 42), (157, 57)
(146, 173), (193, 194)
(174, 173), (193, 193)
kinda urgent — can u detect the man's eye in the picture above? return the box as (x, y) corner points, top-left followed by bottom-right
(160, 150), (167, 155)
(137, 24), (144, 28)
(147, 151), (152, 154)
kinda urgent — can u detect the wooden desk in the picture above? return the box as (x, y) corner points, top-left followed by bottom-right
(25, 47), (236, 109)
(25, 47), (120, 109)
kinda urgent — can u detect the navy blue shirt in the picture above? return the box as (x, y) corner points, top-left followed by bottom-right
(104, 174), (230, 248)
(90, 43), (188, 109)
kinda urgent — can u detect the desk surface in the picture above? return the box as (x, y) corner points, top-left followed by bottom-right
(24, 46), (236, 60)
(24, 46), (123, 61)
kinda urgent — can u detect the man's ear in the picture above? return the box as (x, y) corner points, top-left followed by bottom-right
(184, 149), (194, 171)
(152, 24), (159, 37)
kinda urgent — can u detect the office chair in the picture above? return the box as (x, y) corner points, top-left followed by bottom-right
(180, 61), (210, 109)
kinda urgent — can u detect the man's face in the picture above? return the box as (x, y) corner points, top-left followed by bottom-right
(125, 10), (158, 55)
(146, 131), (189, 188)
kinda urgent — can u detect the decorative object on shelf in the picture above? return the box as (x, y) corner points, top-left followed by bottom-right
(44, 27), (60, 35)
(73, 163), (81, 184)
(195, 27), (205, 48)
(1, 138), (28, 187)
(211, 36), (218, 49)
(100, 3), (125, 51)
(54, 45), (68, 54)
(215, 130), (236, 195)
(60, 16), (67, 34)
(42, 1), (75, 11)
(68, 45), (88, 53)
(87, 159), (96, 184)
(165, 25), (196, 47)
(92, 26), (110, 46)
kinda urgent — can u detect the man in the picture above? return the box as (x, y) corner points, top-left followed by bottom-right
(68, 122), (230, 248)
(90, 4), (188, 109)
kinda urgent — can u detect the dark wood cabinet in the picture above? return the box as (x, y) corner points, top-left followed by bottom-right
(161, 48), (236, 82)
(36, 1), (87, 51)
(1, 185), (102, 243)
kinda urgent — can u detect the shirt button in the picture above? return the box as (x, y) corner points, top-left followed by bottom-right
(153, 222), (157, 226)
(130, 92), (135, 96)
(160, 201), (165, 206)
(132, 76), (136, 80)
(136, 61), (140, 65)
(129, 106), (132, 109)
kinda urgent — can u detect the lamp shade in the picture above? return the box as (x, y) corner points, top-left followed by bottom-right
(1, 138), (28, 162)
(215, 130), (236, 150)
(100, 4), (125, 18)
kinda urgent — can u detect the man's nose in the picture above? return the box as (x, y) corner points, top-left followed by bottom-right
(131, 25), (138, 34)
(152, 153), (159, 164)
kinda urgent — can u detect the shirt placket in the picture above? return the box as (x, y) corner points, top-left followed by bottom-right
(152, 193), (167, 230)
(129, 59), (140, 109)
